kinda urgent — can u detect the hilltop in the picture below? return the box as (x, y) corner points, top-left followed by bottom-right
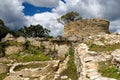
(0, 18), (120, 80)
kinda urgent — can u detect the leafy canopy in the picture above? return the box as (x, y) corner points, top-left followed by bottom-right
(16, 24), (50, 38)
(58, 11), (82, 24)
(0, 19), (10, 40)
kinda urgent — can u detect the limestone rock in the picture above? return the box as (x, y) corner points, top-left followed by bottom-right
(2, 33), (14, 41)
(55, 44), (70, 58)
(3, 76), (25, 80)
(5, 46), (25, 55)
(64, 18), (109, 37)
(111, 49), (120, 69)
(111, 49), (120, 63)
(0, 63), (8, 74)
(16, 36), (26, 44)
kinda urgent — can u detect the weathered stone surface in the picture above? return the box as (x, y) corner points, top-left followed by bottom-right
(2, 33), (14, 41)
(111, 49), (120, 69)
(84, 33), (120, 45)
(16, 36), (26, 44)
(3, 76), (28, 80)
(64, 18), (109, 37)
(111, 49), (120, 63)
(0, 63), (8, 73)
(55, 44), (70, 58)
(5, 46), (25, 55)
(9, 60), (61, 80)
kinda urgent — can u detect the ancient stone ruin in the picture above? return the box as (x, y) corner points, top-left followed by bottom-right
(64, 18), (110, 37)
(1, 18), (120, 80)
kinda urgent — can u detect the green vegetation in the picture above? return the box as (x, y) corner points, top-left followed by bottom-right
(6, 48), (50, 62)
(58, 11), (82, 24)
(8, 41), (23, 46)
(14, 63), (47, 71)
(59, 48), (78, 80)
(0, 73), (7, 80)
(16, 24), (50, 38)
(0, 43), (5, 57)
(0, 19), (10, 40)
(88, 43), (120, 52)
(98, 60), (120, 79)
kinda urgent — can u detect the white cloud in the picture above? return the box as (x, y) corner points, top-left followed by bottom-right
(0, 0), (120, 36)
(0, 0), (27, 30)
(52, 1), (67, 15)
(23, 0), (59, 8)
(110, 19), (120, 32)
(26, 12), (63, 36)
(53, 0), (120, 33)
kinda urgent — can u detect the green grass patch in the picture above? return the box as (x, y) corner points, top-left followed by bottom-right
(58, 48), (78, 80)
(8, 41), (23, 46)
(98, 60), (120, 79)
(6, 48), (50, 62)
(24, 48), (41, 55)
(88, 43), (120, 52)
(0, 73), (7, 80)
(14, 63), (47, 71)
(7, 53), (50, 62)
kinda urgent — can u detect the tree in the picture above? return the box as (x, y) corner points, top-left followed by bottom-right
(0, 19), (10, 40)
(16, 24), (50, 38)
(57, 11), (82, 24)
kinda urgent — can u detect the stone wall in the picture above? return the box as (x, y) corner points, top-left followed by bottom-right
(64, 18), (110, 37)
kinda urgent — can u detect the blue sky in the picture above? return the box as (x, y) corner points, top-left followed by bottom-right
(23, 0), (66, 16)
(23, 3), (52, 16)
(0, 0), (120, 36)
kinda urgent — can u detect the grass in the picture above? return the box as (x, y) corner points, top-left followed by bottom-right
(8, 41), (23, 46)
(58, 48), (78, 80)
(98, 60), (120, 79)
(0, 73), (7, 80)
(6, 48), (50, 62)
(14, 63), (47, 71)
(88, 43), (120, 52)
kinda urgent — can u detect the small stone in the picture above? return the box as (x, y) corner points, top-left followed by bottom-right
(61, 76), (68, 79)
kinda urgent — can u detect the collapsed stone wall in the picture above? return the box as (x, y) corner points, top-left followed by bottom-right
(74, 43), (116, 80)
(1, 35), (73, 59)
(64, 18), (110, 37)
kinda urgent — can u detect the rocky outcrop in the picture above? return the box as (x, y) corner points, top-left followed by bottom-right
(5, 46), (25, 55)
(0, 63), (9, 74)
(2, 33), (14, 42)
(111, 49), (120, 69)
(64, 18), (110, 37)
(16, 37), (26, 44)
(84, 33), (120, 45)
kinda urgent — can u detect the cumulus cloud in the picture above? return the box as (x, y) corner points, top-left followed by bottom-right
(26, 12), (63, 36)
(0, 0), (120, 36)
(53, 0), (120, 33)
(0, 0), (27, 30)
(109, 19), (120, 32)
(23, 0), (59, 8)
